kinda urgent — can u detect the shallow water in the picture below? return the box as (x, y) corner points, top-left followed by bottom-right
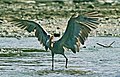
(0, 37), (120, 77)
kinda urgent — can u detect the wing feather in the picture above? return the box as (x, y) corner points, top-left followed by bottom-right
(13, 19), (50, 51)
(56, 12), (100, 53)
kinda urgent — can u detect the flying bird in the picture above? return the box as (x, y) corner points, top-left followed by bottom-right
(12, 11), (101, 70)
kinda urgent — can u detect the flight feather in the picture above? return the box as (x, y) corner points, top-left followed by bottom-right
(13, 19), (50, 51)
(56, 12), (100, 53)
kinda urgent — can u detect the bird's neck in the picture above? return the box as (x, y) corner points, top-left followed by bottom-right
(50, 36), (54, 48)
(50, 39), (53, 48)
(50, 42), (54, 48)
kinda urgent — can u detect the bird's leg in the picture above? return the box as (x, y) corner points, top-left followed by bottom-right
(63, 54), (68, 68)
(52, 53), (54, 71)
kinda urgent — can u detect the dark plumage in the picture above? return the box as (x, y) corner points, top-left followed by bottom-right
(12, 11), (101, 70)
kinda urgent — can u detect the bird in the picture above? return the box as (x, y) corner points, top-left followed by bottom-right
(12, 11), (101, 71)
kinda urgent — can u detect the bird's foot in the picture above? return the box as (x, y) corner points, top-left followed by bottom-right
(51, 68), (54, 71)
(65, 65), (67, 68)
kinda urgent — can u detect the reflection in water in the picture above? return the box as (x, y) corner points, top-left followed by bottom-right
(0, 37), (120, 77)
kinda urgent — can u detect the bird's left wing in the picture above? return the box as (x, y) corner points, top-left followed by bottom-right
(12, 19), (50, 51)
(56, 12), (101, 53)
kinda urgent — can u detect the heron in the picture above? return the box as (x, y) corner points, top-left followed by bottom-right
(12, 11), (101, 70)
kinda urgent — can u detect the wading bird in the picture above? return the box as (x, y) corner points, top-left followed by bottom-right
(13, 11), (101, 70)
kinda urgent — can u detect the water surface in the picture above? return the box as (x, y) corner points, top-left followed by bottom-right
(0, 37), (120, 77)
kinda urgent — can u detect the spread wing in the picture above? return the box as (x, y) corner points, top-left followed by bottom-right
(56, 12), (101, 53)
(13, 19), (50, 51)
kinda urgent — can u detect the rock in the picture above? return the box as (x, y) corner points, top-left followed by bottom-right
(0, 19), (4, 24)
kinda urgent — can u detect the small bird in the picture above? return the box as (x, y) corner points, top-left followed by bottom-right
(12, 11), (101, 70)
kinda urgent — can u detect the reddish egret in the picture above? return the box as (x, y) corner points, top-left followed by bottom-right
(13, 11), (101, 70)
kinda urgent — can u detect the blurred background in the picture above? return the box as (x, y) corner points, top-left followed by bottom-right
(0, 0), (120, 37)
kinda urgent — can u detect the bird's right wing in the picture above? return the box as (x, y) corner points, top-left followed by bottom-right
(56, 11), (101, 53)
(12, 19), (50, 51)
